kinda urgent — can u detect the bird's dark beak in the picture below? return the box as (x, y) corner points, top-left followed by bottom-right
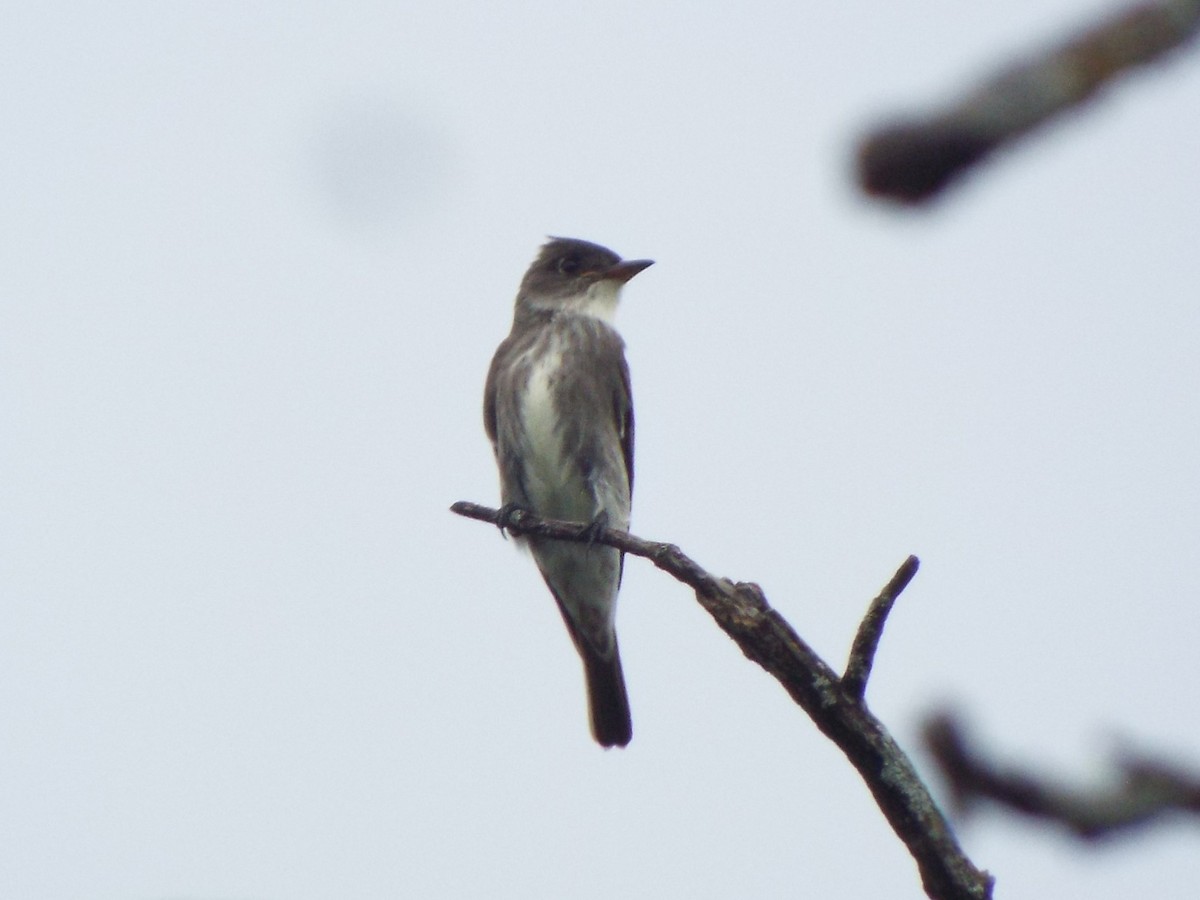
(600, 259), (654, 284)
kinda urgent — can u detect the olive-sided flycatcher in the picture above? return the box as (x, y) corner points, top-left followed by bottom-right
(484, 237), (653, 748)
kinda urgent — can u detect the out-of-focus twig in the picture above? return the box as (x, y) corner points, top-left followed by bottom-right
(925, 712), (1200, 839)
(858, 0), (1200, 203)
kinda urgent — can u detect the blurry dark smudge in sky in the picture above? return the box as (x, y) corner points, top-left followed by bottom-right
(308, 95), (452, 231)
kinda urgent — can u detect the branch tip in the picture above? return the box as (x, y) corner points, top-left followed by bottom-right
(842, 555), (921, 699)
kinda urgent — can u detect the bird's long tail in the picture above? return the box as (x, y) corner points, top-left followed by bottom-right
(581, 640), (632, 748)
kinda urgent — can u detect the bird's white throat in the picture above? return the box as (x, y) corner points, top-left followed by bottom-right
(569, 279), (622, 324)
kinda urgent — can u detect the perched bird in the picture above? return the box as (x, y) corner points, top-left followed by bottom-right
(484, 237), (653, 747)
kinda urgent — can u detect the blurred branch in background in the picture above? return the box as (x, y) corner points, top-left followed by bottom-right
(451, 501), (993, 900)
(925, 712), (1200, 839)
(857, 0), (1200, 204)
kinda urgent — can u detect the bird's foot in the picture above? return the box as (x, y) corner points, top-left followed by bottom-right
(580, 511), (610, 551)
(495, 502), (529, 538)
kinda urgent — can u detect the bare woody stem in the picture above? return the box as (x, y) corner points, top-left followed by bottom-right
(451, 500), (993, 900)
(925, 713), (1200, 839)
(857, 0), (1200, 203)
(844, 555), (921, 699)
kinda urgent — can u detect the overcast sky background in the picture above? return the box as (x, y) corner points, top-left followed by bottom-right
(3, 3), (1199, 898)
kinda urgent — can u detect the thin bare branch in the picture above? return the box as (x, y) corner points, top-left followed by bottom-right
(452, 500), (993, 900)
(857, 0), (1200, 203)
(925, 713), (1200, 839)
(843, 555), (920, 699)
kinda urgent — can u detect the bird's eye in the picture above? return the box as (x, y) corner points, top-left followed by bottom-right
(557, 255), (582, 276)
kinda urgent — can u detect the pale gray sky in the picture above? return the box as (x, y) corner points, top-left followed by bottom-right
(3, 3), (1199, 898)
